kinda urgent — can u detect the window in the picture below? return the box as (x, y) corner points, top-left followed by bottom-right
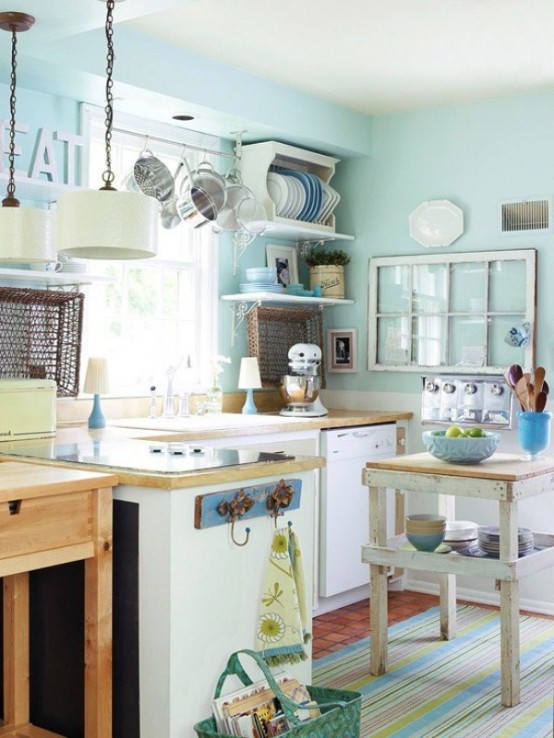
(80, 107), (218, 395)
(368, 249), (536, 373)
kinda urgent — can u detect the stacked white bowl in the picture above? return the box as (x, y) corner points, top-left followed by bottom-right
(240, 267), (282, 294)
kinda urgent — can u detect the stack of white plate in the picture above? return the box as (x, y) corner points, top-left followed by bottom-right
(239, 266), (284, 294)
(239, 283), (284, 294)
(266, 168), (340, 225)
(443, 520), (478, 551)
(477, 526), (534, 556)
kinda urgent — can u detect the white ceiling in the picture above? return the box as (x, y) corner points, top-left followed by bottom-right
(128, 0), (554, 116)
(2, 0), (554, 116)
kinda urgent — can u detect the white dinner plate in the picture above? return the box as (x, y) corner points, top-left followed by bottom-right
(266, 173), (289, 216)
(409, 199), (464, 248)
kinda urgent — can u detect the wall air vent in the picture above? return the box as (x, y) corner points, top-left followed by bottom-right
(500, 198), (551, 234)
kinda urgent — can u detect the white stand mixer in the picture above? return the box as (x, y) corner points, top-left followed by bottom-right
(279, 343), (328, 417)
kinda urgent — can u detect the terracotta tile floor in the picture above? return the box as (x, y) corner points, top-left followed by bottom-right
(312, 590), (554, 659)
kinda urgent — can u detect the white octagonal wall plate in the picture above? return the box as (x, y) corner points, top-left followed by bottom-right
(409, 199), (464, 248)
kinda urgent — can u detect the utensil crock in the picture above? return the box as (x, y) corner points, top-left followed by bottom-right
(517, 410), (552, 460)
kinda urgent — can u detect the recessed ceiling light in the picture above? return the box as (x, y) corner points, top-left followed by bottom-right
(173, 114), (195, 122)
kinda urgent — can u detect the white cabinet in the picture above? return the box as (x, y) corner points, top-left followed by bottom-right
(239, 141), (354, 242)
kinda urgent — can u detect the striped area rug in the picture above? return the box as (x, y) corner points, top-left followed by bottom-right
(312, 605), (554, 737)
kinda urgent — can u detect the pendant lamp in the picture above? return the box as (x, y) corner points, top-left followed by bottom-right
(56, 0), (158, 260)
(0, 12), (55, 263)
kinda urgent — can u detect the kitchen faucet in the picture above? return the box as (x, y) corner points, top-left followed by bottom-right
(163, 356), (188, 418)
(178, 356), (193, 417)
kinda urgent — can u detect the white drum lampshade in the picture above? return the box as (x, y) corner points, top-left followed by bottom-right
(56, 189), (158, 260)
(0, 206), (55, 262)
(238, 357), (262, 415)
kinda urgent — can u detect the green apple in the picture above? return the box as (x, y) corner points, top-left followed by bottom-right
(467, 427), (485, 437)
(445, 425), (463, 438)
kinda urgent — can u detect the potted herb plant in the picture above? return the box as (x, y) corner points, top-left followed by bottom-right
(304, 248), (351, 298)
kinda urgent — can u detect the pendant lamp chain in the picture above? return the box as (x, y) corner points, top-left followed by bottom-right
(102, 0), (116, 191)
(4, 22), (20, 207)
(0, 11), (35, 208)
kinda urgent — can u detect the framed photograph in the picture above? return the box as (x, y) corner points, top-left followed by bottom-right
(327, 328), (358, 373)
(266, 244), (299, 287)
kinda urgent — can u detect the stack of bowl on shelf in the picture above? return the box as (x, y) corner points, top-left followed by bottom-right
(405, 514), (446, 552)
(239, 267), (284, 294)
(443, 520), (478, 550)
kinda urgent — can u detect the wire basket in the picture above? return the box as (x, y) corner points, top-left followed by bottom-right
(247, 305), (325, 388)
(0, 287), (84, 397)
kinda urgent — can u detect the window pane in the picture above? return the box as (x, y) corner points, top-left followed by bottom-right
(82, 110), (216, 394)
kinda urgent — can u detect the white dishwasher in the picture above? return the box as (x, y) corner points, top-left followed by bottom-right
(319, 423), (397, 598)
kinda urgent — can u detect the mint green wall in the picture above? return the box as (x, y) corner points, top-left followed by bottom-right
(314, 92), (554, 395)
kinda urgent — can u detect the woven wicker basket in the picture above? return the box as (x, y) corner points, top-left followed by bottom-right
(0, 287), (84, 397)
(247, 305), (325, 388)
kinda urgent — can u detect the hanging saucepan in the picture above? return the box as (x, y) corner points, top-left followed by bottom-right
(174, 156), (218, 228)
(191, 157), (227, 213)
(133, 149), (175, 202)
(212, 168), (256, 233)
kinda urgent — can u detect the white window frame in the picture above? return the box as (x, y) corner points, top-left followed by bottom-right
(79, 104), (219, 396)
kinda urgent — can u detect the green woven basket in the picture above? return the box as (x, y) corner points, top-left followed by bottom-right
(194, 650), (361, 738)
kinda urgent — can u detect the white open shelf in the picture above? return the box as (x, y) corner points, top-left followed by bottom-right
(221, 292), (354, 306)
(0, 268), (110, 289)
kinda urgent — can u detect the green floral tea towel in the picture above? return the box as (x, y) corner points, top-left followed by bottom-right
(255, 525), (311, 666)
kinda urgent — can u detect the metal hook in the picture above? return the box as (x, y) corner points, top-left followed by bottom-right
(217, 489), (255, 546)
(230, 520), (251, 547)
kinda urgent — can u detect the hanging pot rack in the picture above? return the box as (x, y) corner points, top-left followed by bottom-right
(112, 127), (243, 163)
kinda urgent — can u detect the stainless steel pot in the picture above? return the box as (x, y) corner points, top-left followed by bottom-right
(175, 156), (218, 228)
(191, 158), (227, 212)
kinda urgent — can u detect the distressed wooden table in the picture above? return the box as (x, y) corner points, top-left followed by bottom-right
(0, 462), (116, 738)
(361, 452), (554, 707)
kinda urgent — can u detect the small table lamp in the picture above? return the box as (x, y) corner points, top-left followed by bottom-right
(83, 357), (109, 429)
(238, 357), (262, 414)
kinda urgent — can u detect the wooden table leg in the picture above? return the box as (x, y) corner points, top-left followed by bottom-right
(84, 487), (113, 738)
(369, 485), (388, 675)
(3, 572), (29, 729)
(439, 574), (456, 640)
(499, 499), (520, 707)
(438, 494), (456, 640)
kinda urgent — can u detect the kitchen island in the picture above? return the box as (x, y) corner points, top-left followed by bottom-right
(0, 408), (412, 737)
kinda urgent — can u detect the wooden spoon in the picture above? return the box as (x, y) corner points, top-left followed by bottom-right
(515, 376), (530, 411)
(527, 381), (535, 411)
(534, 366), (546, 396)
(535, 390), (547, 412)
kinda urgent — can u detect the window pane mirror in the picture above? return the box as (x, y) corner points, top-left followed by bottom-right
(368, 249), (536, 373)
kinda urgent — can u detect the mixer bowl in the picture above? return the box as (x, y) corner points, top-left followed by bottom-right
(279, 375), (321, 407)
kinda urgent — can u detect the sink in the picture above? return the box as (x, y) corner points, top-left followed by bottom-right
(109, 413), (302, 433)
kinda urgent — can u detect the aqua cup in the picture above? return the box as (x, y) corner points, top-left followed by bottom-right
(517, 410), (552, 460)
